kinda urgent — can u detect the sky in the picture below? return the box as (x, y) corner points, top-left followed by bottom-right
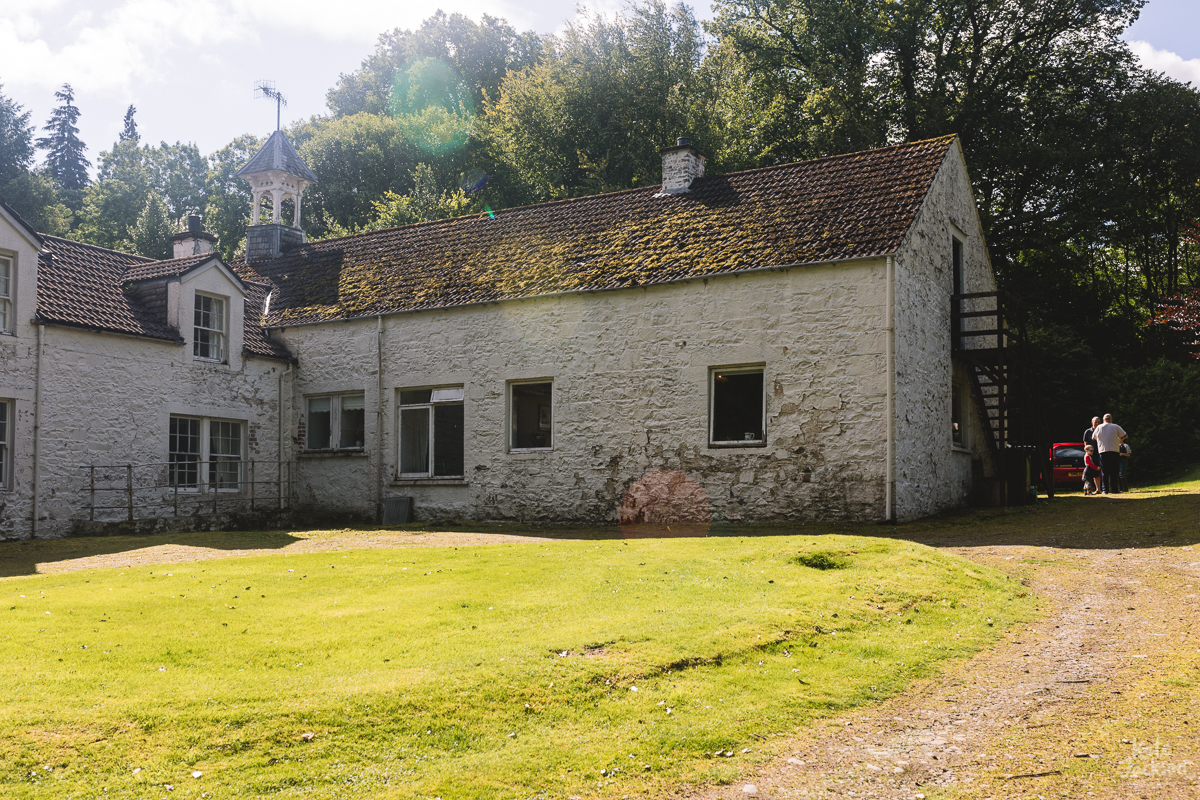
(0, 0), (1197, 171)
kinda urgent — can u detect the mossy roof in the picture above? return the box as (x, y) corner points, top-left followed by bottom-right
(239, 136), (957, 328)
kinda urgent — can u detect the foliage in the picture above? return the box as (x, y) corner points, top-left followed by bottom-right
(35, 83), (91, 212)
(1111, 358), (1200, 479)
(1152, 290), (1200, 359)
(0, 533), (1030, 798)
(327, 11), (543, 117)
(486, 0), (710, 200)
(0, 171), (72, 236)
(0, 83), (35, 187)
(130, 192), (175, 259)
(119, 105), (139, 143)
(318, 162), (475, 238)
(203, 134), (262, 259)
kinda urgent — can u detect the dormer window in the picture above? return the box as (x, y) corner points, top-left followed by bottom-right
(0, 255), (12, 334)
(193, 293), (226, 362)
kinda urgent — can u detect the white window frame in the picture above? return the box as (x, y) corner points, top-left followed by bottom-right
(304, 393), (367, 451)
(397, 386), (465, 478)
(0, 399), (11, 490)
(0, 254), (13, 335)
(709, 365), (767, 447)
(193, 292), (227, 363)
(168, 415), (244, 492)
(508, 379), (553, 453)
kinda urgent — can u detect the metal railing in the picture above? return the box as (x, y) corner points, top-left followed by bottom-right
(81, 460), (292, 522)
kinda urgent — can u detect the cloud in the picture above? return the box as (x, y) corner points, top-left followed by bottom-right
(1128, 40), (1200, 87)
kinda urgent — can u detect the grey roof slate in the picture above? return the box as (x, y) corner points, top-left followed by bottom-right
(235, 130), (318, 183)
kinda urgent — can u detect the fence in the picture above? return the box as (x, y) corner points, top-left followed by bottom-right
(81, 460), (291, 522)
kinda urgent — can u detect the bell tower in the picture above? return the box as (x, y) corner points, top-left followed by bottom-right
(237, 82), (317, 261)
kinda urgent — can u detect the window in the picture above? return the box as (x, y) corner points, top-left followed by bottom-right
(306, 393), (366, 450)
(398, 387), (464, 477)
(509, 381), (552, 450)
(193, 293), (226, 362)
(710, 367), (765, 446)
(0, 255), (12, 333)
(0, 399), (10, 488)
(168, 415), (242, 491)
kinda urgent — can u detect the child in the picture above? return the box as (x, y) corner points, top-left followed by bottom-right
(1082, 445), (1102, 495)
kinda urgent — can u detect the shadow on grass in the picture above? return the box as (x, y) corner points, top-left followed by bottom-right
(0, 529), (304, 578)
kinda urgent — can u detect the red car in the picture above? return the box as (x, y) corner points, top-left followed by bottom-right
(1049, 442), (1087, 490)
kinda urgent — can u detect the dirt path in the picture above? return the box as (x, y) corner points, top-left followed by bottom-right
(677, 491), (1200, 800)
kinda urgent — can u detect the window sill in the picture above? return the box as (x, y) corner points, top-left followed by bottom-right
(392, 477), (468, 486)
(951, 444), (972, 454)
(299, 449), (368, 458)
(508, 449), (552, 459)
(708, 441), (767, 449)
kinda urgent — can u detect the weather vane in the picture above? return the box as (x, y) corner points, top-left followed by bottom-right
(254, 80), (288, 131)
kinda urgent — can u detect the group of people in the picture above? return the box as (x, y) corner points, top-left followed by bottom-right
(1081, 414), (1131, 495)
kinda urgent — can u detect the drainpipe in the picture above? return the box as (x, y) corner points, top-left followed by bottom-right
(375, 315), (385, 522)
(32, 323), (44, 537)
(278, 364), (292, 509)
(885, 256), (895, 523)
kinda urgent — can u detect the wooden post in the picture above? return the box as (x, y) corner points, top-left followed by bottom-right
(249, 460), (255, 512)
(89, 466), (96, 521)
(174, 466), (180, 517)
(126, 464), (133, 521)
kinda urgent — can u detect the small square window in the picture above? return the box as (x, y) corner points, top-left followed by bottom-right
(710, 367), (765, 446)
(305, 393), (366, 450)
(398, 386), (465, 477)
(193, 293), (226, 362)
(510, 381), (552, 450)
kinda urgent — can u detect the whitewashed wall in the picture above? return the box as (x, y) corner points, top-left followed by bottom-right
(893, 142), (997, 521)
(23, 267), (287, 538)
(0, 213), (43, 538)
(277, 260), (893, 524)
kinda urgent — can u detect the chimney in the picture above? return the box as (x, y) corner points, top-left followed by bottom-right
(659, 136), (706, 194)
(171, 214), (218, 259)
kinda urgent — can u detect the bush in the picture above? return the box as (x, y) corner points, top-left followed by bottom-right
(1111, 358), (1200, 480)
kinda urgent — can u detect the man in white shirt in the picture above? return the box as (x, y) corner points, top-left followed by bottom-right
(1093, 413), (1128, 494)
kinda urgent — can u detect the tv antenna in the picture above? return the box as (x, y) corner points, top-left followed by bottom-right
(254, 80), (288, 131)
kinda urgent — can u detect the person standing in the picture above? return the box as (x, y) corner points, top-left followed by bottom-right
(1083, 416), (1101, 488)
(1093, 413), (1128, 495)
(1119, 441), (1132, 492)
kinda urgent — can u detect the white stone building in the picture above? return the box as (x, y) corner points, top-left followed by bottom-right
(0, 133), (999, 539)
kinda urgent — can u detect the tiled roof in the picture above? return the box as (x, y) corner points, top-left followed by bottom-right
(123, 252), (223, 283)
(36, 236), (178, 341)
(36, 236), (293, 361)
(242, 280), (295, 361)
(235, 130), (318, 183)
(241, 136), (956, 327)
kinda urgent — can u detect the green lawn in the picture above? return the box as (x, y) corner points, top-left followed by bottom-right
(0, 533), (1033, 798)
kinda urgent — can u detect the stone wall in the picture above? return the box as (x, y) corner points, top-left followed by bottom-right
(892, 141), (997, 521)
(277, 260), (892, 525)
(0, 214), (43, 538)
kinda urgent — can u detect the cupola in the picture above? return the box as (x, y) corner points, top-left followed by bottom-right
(236, 130), (317, 261)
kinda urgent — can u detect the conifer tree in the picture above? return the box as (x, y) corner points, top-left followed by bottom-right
(36, 83), (91, 211)
(0, 83), (35, 186)
(130, 192), (174, 259)
(119, 105), (139, 143)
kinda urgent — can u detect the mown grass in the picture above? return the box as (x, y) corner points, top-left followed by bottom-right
(0, 534), (1033, 798)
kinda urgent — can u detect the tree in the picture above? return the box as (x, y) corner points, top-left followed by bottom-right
(327, 12), (542, 117)
(36, 84), (91, 211)
(120, 105), (139, 143)
(75, 139), (151, 250)
(204, 134), (262, 259)
(1153, 290), (1200, 359)
(319, 162), (475, 238)
(486, 0), (710, 200)
(130, 192), (174, 259)
(0, 83), (35, 187)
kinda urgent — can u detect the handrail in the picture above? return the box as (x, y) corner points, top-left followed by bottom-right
(80, 459), (290, 523)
